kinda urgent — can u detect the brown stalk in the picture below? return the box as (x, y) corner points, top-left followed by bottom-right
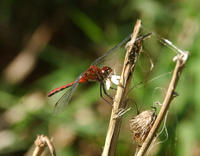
(136, 51), (189, 156)
(102, 19), (143, 156)
(32, 135), (56, 156)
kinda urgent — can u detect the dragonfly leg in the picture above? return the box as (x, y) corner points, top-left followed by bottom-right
(101, 82), (113, 100)
(100, 83), (113, 106)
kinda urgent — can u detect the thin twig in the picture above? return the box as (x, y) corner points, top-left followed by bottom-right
(136, 51), (189, 156)
(33, 135), (56, 156)
(102, 19), (143, 156)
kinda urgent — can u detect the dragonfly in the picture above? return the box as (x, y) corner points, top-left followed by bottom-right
(48, 65), (119, 104)
(48, 32), (152, 110)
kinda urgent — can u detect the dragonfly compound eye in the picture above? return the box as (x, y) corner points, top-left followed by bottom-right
(102, 66), (112, 77)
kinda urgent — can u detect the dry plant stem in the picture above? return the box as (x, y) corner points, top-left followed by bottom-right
(3, 13), (64, 84)
(3, 21), (53, 84)
(102, 19), (142, 156)
(33, 135), (56, 156)
(136, 52), (189, 156)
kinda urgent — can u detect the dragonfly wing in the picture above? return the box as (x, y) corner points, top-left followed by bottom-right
(91, 34), (131, 66)
(53, 73), (83, 113)
(92, 33), (152, 75)
(92, 33), (152, 67)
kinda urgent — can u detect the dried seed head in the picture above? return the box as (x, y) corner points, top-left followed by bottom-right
(129, 110), (157, 146)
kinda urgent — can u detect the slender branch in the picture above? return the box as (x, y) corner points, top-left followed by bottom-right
(33, 135), (56, 156)
(102, 19), (143, 156)
(136, 51), (189, 156)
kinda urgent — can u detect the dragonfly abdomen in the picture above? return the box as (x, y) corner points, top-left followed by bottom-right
(48, 81), (76, 97)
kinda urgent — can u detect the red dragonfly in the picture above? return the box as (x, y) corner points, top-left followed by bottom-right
(48, 65), (115, 104)
(48, 33), (151, 109)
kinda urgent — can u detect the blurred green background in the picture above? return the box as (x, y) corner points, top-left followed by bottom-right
(0, 0), (199, 156)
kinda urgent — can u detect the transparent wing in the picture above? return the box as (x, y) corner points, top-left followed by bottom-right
(91, 33), (151, 75)
(91, 34), (131, 66)
(90, 34), (131, 76)
(53, 73), (83, 113)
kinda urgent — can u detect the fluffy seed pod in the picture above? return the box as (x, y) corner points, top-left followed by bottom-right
(129, 110), (157, 146)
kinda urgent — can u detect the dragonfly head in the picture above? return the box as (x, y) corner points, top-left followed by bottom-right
(102, 66), (121, 90)
(101, 66), (112, 78)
